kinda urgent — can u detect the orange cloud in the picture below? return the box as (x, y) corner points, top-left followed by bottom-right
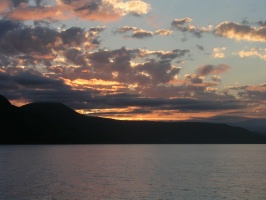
(63, 78), (126, 93)
(82, 106), (235, 122)
(0, 0), (10, 14)
(73, 78), (121, 86)
(6, 4), (71, 21)
(5, 0), (150, 21)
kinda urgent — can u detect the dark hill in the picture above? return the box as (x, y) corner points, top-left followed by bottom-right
(0, 95), (12, 108)
(21, 102), (80, 124)
(1, 96), (266, 144)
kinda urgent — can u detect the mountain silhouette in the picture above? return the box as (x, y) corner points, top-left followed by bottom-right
(0, 95), (12, 108)
(1, 95), (266, 144)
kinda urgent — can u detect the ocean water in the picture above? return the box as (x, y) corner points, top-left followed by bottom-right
(0, 145), (266, 200)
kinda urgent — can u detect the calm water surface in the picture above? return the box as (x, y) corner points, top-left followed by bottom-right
(0, 145), (266, 199)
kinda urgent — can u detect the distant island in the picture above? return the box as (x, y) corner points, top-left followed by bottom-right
(1, 95), (266, 144)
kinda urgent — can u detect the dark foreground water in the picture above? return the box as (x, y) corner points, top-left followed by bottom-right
(0, 145), (266, 200)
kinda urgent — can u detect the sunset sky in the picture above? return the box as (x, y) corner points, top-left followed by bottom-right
(0, 0), (266, 132)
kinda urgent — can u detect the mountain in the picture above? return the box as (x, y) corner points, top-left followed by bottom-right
(1, 95), (266, 144)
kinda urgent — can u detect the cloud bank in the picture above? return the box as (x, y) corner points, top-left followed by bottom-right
(1, 0), (151, 21)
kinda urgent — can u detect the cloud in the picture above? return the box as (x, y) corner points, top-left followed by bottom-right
(214, 21), (266, 42)
(196, 45), (204, 51)
(42, 47), (189, 92)
(237, 83), (266, 100)
(0, 20), (23, 38)
(171, 18), (211, 38)
(0, 0), (10, 14)
(86, 93), (244, 112)
(6, 4), (69, 21)
(0, 20), (104, 68)
(85, 47), (188, 86)
(234, 48), (266, 60)
(115, 26), (138, 33)
(3, 0), (151, 22)
(116, 26), (174, 39)
(132, 29), (153, 38)
(170, 19), (266, 42)
(212, 47), (226, 58)
(0, 69), (66, 89)
(0, 69), (94, 105)
(257, 20), (266, 27)
(116, 27), (173, 39)
(171, 18), (192, 26)
(196, 64), (230, 76)
(154, 29), (172, 36)
(116, 26), (153, 39)
(1, 69), (243, 114)
(211, 75), (221, 82)
(185, 74), (204, 84)
(139, 49), (190, 60)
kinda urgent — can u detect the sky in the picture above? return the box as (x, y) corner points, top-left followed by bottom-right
(0, 0), (266, 132)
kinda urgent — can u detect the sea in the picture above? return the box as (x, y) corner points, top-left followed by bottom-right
(0, 145), (265, 200)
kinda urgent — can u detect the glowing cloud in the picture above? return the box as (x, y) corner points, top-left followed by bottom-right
(214, 21), (266, 42)
(234, 48), (266, 60)
(0, 0), (10, 14)
(3, 0), (151, 21)
(154, 29), (173, 36)
(212, 47), (226, 58)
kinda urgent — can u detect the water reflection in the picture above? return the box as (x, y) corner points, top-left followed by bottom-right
(0, 145), (266, 199)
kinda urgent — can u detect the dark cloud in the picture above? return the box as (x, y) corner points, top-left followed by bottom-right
(138, 49), (190, 61)
(60, 27), (87, 46)
(137, 60), (180, 84)
(84, 93), (244, 113)
(211, 75), (221, 82)
(196, 45), (204, 51)
(236, 84), (266, 100)
(64, 48), (88, 67)
(241, 19), (249, 25)
(0, 20), (23, 38)
(11, 0), (28, 7)
(0, 69), (93, 105)
(185, 74), (203, 84)
(115, 26), (153, 39)
(171, 18), (207, 38)
(171, 18), (191, 26)
(257, 20), (266, 27)
(2, 68), (242, 113)
(0, 69), (67, 89)
(0, 20), (104, 70)
(1, 26), (58, 55)
(196, 64), (230, 76)
(85, 47), (188, 86)
(132, 30), (153, 39)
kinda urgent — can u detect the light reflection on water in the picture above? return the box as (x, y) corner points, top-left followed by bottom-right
(0, 145), (266, 199)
